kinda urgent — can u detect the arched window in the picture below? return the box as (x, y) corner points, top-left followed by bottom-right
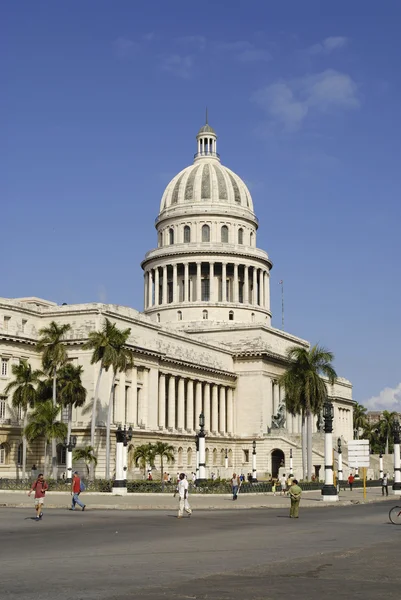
(229, 311), (234, 321)
(213, 448), (218, 466)
(0, 443), (7, 465)
(202, 310), (208, 320)
(250, 232), (254, 247)
(184, 225), (191, 243)
(57, 443), (66, 465)
(178, 447), (183, 466)
(169, 228), (174, 245)
(228, 449), (233, 468)
(187, 448), (193, 466)
(238, 228), (244, 245)
(205, 448), (209, 465)
(221, 225), (229, 243)
(220, 449), (225, 466)
(202, 224), (210, 242)
(17, 443), (23, 466)
(158, 232), (162, 247)
(177, 311), (182, 321)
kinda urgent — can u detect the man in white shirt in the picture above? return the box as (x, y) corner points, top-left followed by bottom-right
(177, 473), (192, 518)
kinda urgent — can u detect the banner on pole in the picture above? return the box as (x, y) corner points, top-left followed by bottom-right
(348, 440), (370, 467)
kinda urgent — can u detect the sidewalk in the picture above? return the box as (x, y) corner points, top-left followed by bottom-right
(0, 486), (396, 511)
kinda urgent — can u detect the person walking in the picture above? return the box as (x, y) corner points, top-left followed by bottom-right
(28, 473), (48, 521)
(280, 474), (287, 495)
(348, 473), (355, 491)
(71, 471), (86, 511)
(177, 473), (192, 518)
(288, 479), (302, 518)
(381, 473), (389, 497)
(231, 472), (240, 500)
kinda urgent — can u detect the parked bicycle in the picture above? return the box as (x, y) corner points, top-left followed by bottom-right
(389, 504), (401, 525)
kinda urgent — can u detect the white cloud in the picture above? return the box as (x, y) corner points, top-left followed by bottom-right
(252, 69), (359, 131)
(364, 383), (401, 412)
(309, 36), (348, 55)
(177, 37), (271, 63)
(161, 54), (193, 79)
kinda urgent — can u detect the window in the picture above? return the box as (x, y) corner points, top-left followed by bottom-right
(57, 443), (66, 465)
(169, 228), (174, 245)
(22, 319), (27, 333)
(17, 443), (23, 466)
(202, 224), (210, 242)
(243, 449), (249, 463)
(167, 281), (173, 303)
(229, 311), (234, 321)
(0, 397), (6, 419)
(1, 359), (8, 376)
(201, 279), (210, 302)
(3, 316), (10, 330)
(0, 443), (7, 465)
(221, 225), (228, 243)
(184, 225), (191, 243)
(177, 311), (182, 321)
(238, 228), (244, 245)
(187, 448), (192, 466)
(213, 448), (217, 466)
(202, 310), (208, 320)
(157, 313), (161, 322)
(178, 447), (183, 466)
(220, 449), (225, 466)
(158, 232), (162, 247)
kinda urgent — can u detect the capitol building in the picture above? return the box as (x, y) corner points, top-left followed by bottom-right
(0, 120), (354, 479)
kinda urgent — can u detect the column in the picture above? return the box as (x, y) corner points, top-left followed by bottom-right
(177, 377), (185, 430)
(226, 388), (233, 434)
(196, 262), (201, 301)
(112, 434), (125, 495)
(204, 383), (211, 431)
(252, 267), (257, 305)
(184, 263), (189, 302)
(149, 269), (154, 307)
(219, 386), (226, 434)
(258, 270), (263, 307)
(127, 367), (137, 425)
(244, 265), (249, 304)
(173, 264), (178, 303)
(141, 369), (149, 426)
(265, 272), (270, 311)
(154, 268), (160, 306)
(162, 265), (167, 305)
(209, 262), (215, 302)
(221, 262), (227, 302)
(379, 453), (384, 480)
(168, 375), (176, 429)
(186, 380), (194, 431)
(158, 373), (166, 429)
(195, 381), (202, 425)
(233, 263), (239, 303)
(273, 380), (280, 416)
(144, 271), (149, 309)
(211, 385), (218, 433)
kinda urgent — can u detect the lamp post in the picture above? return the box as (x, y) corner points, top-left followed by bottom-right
(392, 420), (401, 494)
(65, 435), (77, 483)
(195, 434), (200, 480)
(337, 437), (343, 484)
(289, 449), (293, 478)
(252, 440), (257, 482)
(379, 452), (384, 480)
(112, 425), (133, 495)
(197, 413), (206, 483)
(225, 449), (228, 470)
(321, 400), (338, 501)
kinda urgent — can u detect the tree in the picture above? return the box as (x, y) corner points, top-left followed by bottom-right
(353, 402), (368, 439)
(73, 446), (97, 477)
(37, 321), (71, 479)
(58, 363), (87, 442)
(379, 410), (397, 455)
(24, 400), (67, 477)
(4, 360), (41, 479)
(82, 318), (123, 477)
(279, 344), (337, 480)
(151, 441), (175, 489)
(130, 443), (154, 479)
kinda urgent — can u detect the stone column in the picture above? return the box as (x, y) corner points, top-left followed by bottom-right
(177, 377), (185, 431)
(209, 262), (215, 302)
(219, 387), (226, 434)
(222, 262), (227, 302)
(273, 380), (280, 416)
(158, 373), (166, 429)
(233, 264), (239, 303)
(141, 369), (149, 426)
(186, 380), (194, 432)
(149, 269), (154, 307)
(184, 263), (189, 302)
(204, 383), (211, 431)
(252, 267), (257, 305)
(195, 381), (202, 425)
(211, 385), (218, 433)
(196, 262), (201, 302)
(244, 265), (249, 304)
(173, 264), (178, 303)
(226, 388), (233, 434)
(144, 271), (149, 309)
(127, 367), (137, 425)
(168, 375), (176, 429)
(154, 268), (160, 306)
(265, 272), (270, 311)
(162, 265), (168, 305)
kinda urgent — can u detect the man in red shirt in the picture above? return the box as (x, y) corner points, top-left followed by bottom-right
(28, 473), (48, 521)
(71, 471), (86, 511)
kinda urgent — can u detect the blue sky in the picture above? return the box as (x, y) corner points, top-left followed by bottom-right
(3, 1), (401, 410)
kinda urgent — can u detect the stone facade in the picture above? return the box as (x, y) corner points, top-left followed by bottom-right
(0, 121), (354, 480)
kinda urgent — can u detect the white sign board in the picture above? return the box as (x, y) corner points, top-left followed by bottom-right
(348, 440), (370, 468)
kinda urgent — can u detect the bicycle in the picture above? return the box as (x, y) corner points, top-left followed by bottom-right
(389, 505), (401, 524)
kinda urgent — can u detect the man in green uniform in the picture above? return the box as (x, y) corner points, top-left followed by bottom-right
(289, 479), (302, 518)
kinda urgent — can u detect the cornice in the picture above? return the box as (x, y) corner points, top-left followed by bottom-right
(141, 246), (272, 270)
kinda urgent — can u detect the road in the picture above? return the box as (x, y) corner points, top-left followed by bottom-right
(1, 501), (400, 600)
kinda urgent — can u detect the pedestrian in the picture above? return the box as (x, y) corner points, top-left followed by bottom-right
(288, 479), (302, 518)
(28, 473), (48, 521)
(163, 471), (168, 483)
(71, 471), (86, 511)
(280, 474), (287, 495)
(272, 480), (277, 496)
(148, 471), (153, 481)
(231, 472), (239, 500)
(381, 473), (389, 497)
(348, 473), (354, 491)
(177, 473), (192, 518)
(192, 472), (196, 484)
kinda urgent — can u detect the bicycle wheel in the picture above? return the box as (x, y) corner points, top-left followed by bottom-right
(389, 506), (401, 524)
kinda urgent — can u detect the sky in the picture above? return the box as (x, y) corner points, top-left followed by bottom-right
(2, 1), (401, 411)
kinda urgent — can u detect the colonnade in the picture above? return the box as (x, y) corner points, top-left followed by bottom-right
(158, 373), (234, 435)
(144, 261), (270, 311)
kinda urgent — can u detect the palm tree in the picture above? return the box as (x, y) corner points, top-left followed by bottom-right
(37, 321), (71, 479)
(279, 344), (337, 480)
(130, 443), (154, 479)
(73, 446), (97, 477)
(379, 410), (397, 454)
(4, 360), (41, 479)
(152, 441), (175, 489)
(353, 402), (368, 439)
(58, 363), (87, 441)
(24, 400), (67, 477)
(104, 326), (134, 480)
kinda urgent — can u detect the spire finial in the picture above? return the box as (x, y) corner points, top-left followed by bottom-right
(205, 106), (208, 125)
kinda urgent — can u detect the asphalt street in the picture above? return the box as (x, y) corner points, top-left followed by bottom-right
(0, 501), (400, 600)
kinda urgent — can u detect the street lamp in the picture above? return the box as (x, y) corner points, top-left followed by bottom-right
(65, 435), (77, 483)
(392, 419), (401, 494)
(337, 437), (343, 484)
(379, 452), (383, 480)
(289, 449), (294, 478)
(112, 425), (133, 495)
(197, 413), (206, 483)
(225, 448), (228, 470)
(321, 400), (338, 501)
(252, 440), (257, 482)
(195, 434), (200, 480)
